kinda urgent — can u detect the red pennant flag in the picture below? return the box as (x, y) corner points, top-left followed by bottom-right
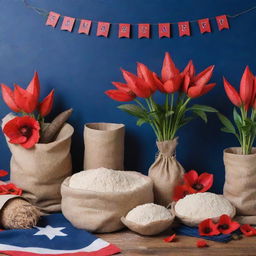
(158, 23), (171, 38)
(78, 19), (92, 35)
(118, 24), (131, 38)
(61, 16), (75, 32)
(97, 22), (111, 37)
(178, 21), (190, 36)
(46, 11), (60, 28)
(198, 18), (211, 33)
(138, 24), (150, 38)
(216, 15), (229, 31)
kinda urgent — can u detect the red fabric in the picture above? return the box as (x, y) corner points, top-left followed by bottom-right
(178, 22), (190, 36)
(158, 23), (171, 38)
(198, 18), (211, 33)
(138, 24), (150, 38)
(97, 22), (111, 37)
(216, 15), (229, 31)
(61, 17), (76, 32)
(78, 20), (92, 35)
(118, 24), (130, 38)
(45, 12), (60, 28)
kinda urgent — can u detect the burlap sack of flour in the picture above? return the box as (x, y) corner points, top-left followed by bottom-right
(61, 172), (154, 233)
(83, 123), (125, 170)
(148, 138), (184, 207)
(224, 148), (256, 225)
(2, 114), (74, 214)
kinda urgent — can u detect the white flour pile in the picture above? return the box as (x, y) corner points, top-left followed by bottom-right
(175, 192), (234, 219)
(69, 168), (147, 192)
(126, 203), (172, 225)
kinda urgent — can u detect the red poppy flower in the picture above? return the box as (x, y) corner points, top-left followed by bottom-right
(173, 184), (192, 201)
(39, 89), (55, 117)
(0, 183), (22, 196)
(163, 234), (176, 242)
(3, 116), (40, 149)
(184, 170), (213, 193)
(240, 224), (256, 237)
(196, 240), (208, 248)
(199, 219), (220, 236)
(0, 170), (8, 177)
(182, 62), (215, 98)
(217, 215), (240, 234)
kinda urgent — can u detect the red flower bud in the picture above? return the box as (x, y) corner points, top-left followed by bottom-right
(39, 89), (54, 117)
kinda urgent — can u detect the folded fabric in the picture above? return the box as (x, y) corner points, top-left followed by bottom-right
(174, 224), (232, 243)
(0, 213), (121, 256)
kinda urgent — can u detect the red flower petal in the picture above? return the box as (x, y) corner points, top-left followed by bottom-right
(39, 89), (54, 117)
(240, 66), (254, 111)
(163, 234), (176, 242)
(0, 183), (22, 196)
(194, 65), (215, 87)
(197, 173), (213, 192)
(26, 72), (40, 103)
(217, 214), (240, 234)
(152, 72), (165, 93)
(182, 60), (195, 78)
(163, 76), (182, 93)
(137, 62), (157, 92)
(173, 184), (191, 201)
(105, 90), (135, 102)
(184, 170), (198, 187)
(112, 82), (135, 95)
(223, 77), (242, 107)
(197, 240), (208, 248)
(121, 69), (152, 98)
(0, 170), (8, 177)
(200, 83), (216, 96)
(1, 84), (20, 112)
(199, 219), (220, 236)
(240, 224), (256, 237)
(161, 52), (180, 83)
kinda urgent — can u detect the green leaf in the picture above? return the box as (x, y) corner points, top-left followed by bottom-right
(118, 104), (146, 118)
(233, 108), (242, 128)
(217, 113), (236, 134)
(178, 116), (194, 129)
(193, 110), (208, 123)
(189, 104), (218, 113)
(165, 110), (174, 118)
(136, 118), (148, 126)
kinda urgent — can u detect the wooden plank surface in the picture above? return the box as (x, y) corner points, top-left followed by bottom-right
(99, 229), (256, 256)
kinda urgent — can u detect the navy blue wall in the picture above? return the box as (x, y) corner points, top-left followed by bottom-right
(0, 0), (255, 193)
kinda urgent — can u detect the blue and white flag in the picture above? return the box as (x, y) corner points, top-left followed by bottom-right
(0, 213), (121, 255)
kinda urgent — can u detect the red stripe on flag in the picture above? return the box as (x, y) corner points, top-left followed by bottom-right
(1, 244), (121, 256)
(138, 24), (150, 38)
(216, 15), (230, 31)
(118, 24), (131, 38)
(45, 11), (60, 28)
(78, 20), (92, 35)
(97, 22), (111, 37)
(61, 17), (76, 32)
(178, 21), (190, 36)
(198, 18), (211, 33)
(158, 23), (171, 38)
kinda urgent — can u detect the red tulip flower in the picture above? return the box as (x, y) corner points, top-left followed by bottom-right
(240, 224), (256, 237)
(182, 61), (215, 98)
(223, 66), (254, 111)
(183, 170), (213, 193)
(199, 219), (220, 236)
(105, 89), (136, 102)
(1, 84), (21, 112)
(39, 89), (55, 117)
(3, 116), (40, 149)
(217, 215), (240, 234)
(121, 69), (152, 98)
(0, 170), (8, 177)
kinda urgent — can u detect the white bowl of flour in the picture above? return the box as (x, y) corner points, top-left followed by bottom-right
(174, 192), (236, 227)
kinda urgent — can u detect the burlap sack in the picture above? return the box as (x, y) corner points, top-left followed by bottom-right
(121, 209), (175, 236)
(224, 147), (256, 225)
(148, 138), (184, 207)
(61, 172), (154, 233)
(84, 123), (125, 170)
(2, 114), (74, 213)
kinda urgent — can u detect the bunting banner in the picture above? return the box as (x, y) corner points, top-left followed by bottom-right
(23, 0), (256, 39)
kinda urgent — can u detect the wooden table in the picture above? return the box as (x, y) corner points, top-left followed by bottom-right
(99, 229), (256, 256)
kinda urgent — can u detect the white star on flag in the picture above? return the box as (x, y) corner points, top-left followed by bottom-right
(34, 225), (67, 240)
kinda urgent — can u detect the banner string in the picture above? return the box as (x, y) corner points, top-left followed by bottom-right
(22, 0), (256, 25)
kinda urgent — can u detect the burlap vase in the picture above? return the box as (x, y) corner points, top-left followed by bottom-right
(148, 138), (184, 207)
(2, 115), (74, 214)
(224, 148), (256, 225)
(84, 123), (125, 170)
